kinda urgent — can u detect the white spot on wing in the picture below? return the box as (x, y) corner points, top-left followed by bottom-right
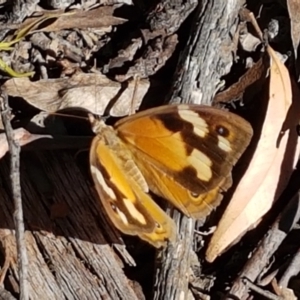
(91, 165), (116, 199)
(123, 199), (147, 225)
(218, 136), (232, 152)
(188, 149), (212, 181)
(178, 109), (208, 137)
(116, 207), (129, 225)
(193, 126), (208, 138)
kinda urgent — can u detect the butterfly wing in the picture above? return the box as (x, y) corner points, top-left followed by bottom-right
(90, 128), (176, 247)
(115, 104), (253, 218)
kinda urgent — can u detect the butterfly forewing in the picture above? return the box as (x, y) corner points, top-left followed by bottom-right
(115, 104), (253, 218)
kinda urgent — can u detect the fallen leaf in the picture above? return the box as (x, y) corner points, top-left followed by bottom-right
(3, 72), (149, 117)
(15, 12), (75, 41)
(206, 46), (300, 262)
(0, 7), (126, 78)
(214, 53), (269, 103)
(19, 7), (126, 33)
(287, 0), (300, 60)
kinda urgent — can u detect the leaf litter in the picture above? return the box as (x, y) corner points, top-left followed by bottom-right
(1, 1), (300, 300)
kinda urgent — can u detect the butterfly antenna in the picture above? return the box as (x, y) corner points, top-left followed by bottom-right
(47, 111), (89, 121)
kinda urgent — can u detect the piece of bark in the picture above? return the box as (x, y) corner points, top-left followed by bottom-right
(7, 0), (39, 24)
(169, 0), (245, 105)
(153, 214), (195, 300)
(106, 0), (197, 80)
(153, 1), (245, 299)
(0, 151), (140, 299)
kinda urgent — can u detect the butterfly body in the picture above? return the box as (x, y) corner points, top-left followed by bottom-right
(90, 104), (253, 247)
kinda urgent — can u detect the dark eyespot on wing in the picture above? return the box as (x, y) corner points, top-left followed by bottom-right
(215, 125), (230, 137)
(189, 191), (200, 198)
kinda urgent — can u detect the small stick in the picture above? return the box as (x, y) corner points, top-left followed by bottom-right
(241, 278), (281, 300)
(229, 191), (300, 298)
(0, 90), (29, 300)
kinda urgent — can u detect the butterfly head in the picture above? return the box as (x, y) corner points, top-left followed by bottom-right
(88, 113), (107, 134)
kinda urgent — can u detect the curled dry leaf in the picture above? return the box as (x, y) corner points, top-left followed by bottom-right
(206, 46), (300, 262)
(3, 73), (150, 117)
(214, 53), (269, 103)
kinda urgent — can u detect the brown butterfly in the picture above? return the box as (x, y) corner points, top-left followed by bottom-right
(89, 104), (253, 247)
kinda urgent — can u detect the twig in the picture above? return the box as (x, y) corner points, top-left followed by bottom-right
(241, 278), (281, 300)
(0, 90), (29, 300)
(229, 191), (300, 298)
(0, 253), (11, 285)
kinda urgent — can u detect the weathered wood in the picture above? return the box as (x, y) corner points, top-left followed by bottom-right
(169, 0), (245, 105)
(0, 150), (140, 300)
(8, 0), (39, 24)
(153, 1), (245, 299)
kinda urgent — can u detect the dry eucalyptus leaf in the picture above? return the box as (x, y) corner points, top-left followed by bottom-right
(24, 7), (127, 32)
(287, 0), (300, 60)
(3, 73), (149, 117)
(206, 46), (300, 262)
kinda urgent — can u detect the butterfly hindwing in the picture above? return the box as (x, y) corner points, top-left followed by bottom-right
(89, 123), (176, 247)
